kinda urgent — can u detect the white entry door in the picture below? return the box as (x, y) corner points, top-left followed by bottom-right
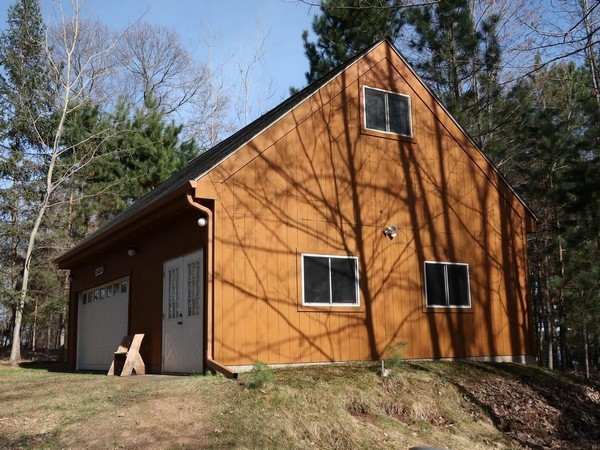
(162, 250), (204, 373)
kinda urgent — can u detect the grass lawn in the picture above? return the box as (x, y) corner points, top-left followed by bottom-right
(0, 360), (598, 449)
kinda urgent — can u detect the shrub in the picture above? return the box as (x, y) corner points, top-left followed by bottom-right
(246, 361), (274, 389)
(384, 341), (408, 371)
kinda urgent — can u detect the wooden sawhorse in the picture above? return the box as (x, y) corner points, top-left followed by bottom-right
(107, 334), (145, 376)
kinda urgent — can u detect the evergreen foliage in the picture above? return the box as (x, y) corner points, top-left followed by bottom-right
(404, 0), (503, 148)
(300, 0), (404, 84)
(0, 0), (55, 358)
(74, 97), (199, 227)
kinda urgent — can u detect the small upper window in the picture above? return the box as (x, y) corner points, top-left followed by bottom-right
(302, 254), (359, 306)
(80, 278), (129, 307)
(424, 261), (471, 308)
(364, 86), (412, 136)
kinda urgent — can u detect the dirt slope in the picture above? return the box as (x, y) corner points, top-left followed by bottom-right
(445, 363), (600, 449)
(0, 358), (598, 449)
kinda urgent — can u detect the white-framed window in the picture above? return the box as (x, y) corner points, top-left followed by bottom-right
(301, 253), (360, 306)
(424, 261), (471, 308)
(364, 86), (412, 137)
(80, 278), (128, 305)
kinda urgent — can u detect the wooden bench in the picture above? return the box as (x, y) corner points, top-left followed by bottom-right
(107, 334), (145, 376)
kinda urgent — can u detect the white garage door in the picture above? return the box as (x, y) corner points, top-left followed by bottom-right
(77, 278), (129, 371)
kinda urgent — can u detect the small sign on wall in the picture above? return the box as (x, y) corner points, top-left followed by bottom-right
(95, 267), (104, 277)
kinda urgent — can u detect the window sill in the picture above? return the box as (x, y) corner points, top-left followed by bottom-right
(298, 304), (364, 313)
(361, 126), (416, 143)
(422, 306), (474, 314)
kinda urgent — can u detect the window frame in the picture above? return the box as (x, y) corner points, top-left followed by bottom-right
(424, 261), (471, 309)
(363, 85), (413, 137)
(301, 253), (360, 307)
(79, 277), (128, 306)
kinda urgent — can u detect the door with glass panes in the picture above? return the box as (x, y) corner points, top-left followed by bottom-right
(162, 250), (204, 373)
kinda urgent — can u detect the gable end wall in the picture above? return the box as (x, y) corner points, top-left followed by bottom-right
(202, 42), (533, 365)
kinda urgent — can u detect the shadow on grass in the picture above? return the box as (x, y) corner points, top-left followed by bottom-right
(0, 430), (59, 449)
(1, 347), (72, 373)
(17, 361), (70, 373)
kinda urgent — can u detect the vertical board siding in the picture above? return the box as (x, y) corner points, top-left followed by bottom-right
(209, 44), (532, 366)
(67, 207), (205, 372)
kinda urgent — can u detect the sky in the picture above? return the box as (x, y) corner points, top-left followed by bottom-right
(69, 0), (315, 96)
(1, 0), (317, 125)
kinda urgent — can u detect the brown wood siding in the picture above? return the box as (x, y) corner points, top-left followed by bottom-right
(67, 205), (205, 372)
(205, 43), (532, 366)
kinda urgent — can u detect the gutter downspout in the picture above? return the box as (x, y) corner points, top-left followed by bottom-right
(186, 182), (238, 379)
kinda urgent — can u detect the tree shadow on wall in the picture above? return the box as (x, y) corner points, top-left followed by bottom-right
(209, 44), (531, 366)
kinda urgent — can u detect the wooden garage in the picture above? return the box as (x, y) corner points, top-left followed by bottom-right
(57, 38), (536, 374)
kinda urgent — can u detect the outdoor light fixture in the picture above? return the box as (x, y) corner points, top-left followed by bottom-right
(68, 275), (75, 282)
(127, 247), (137, 257)
(197, 217), (208, 227)
(383, 225), (398, 240)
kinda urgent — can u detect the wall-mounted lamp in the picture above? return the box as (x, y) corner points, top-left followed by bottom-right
(68, 275), (75, 282)
(197, 217), (208, 227)
(383, 225), (398, 240)
(127, 247), (137, 257)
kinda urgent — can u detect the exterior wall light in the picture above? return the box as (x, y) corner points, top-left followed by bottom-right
(68, 275), (75, 282)
(197, 217), (208, 227)
(383, 225), (398, 240)
(127, 247), (137, 257)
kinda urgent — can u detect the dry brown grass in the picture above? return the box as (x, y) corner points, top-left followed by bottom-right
(2, 360), (595, 449)
(0, 363), (229, 449)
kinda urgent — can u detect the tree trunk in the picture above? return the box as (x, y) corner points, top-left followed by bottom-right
(58, 310), (66, 362)
(450, 23), (461, 105)
(583, 320), (590, 379)
(9, 200), (47, 363)
(542, 249), (554, 370)
(580, 0), (600, 107)
(545, 295), (554, 370)
(31, 296), (39, 352)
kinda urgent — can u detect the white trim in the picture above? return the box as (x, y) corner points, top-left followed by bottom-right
(301, 253), (360, 307)
(424, 261), (471, 308)
(363, 85), (413, 137)
(227, 354), (536, 373)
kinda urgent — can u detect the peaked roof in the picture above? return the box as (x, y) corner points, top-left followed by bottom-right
(56, 38), (379, 265)
(57, 38), (535, 266)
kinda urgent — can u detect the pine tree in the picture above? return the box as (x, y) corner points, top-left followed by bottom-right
(405, 0), (478, 106)
(404, 0), (503, 147)
(0, 0), (54, 362)
(65, 97), (199, 230)
(502, 61), (598, 370)
(300, 0), (404, 85)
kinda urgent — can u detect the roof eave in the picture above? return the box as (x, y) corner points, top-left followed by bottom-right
(55, 180), (194, 268)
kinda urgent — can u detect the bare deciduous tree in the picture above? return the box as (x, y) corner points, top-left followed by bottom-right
(9, 0), (123, 363)
(47, 18), (118, 104)
(234, 22), (275, 128)
(185, 33), (231, 148)
(114, 22), (204, 115)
